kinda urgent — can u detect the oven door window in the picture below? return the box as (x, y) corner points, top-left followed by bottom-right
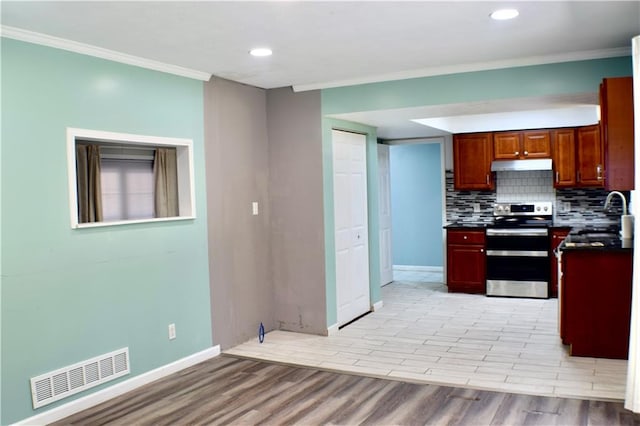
(486, 255), (549, 282)
(486, 235), (549, 251)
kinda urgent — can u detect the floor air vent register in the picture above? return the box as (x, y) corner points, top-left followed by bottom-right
(30, 347), (130, 409)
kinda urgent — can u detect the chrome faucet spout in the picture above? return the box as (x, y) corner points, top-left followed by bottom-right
(604, 191), (628, 216)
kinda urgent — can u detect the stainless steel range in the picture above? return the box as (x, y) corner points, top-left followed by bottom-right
(486, 202), (553, 298)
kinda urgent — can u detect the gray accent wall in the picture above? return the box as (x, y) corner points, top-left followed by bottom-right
(204, 77), (274, 350)
(267, 87), (327, 335)
(204, 80), (327, 348)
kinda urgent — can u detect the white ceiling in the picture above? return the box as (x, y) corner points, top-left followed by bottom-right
(2, 1), (639, 139)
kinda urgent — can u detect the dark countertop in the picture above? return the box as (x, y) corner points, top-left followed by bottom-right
(444, 222), (490, 229)
(559, 226), (633, 252)
(444, 221), (633, 251)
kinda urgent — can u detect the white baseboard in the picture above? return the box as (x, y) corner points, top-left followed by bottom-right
(15, 345), (221, 425)
(372, 301), (384, 311)
(393, 265), (444, 273)
(326, 323), (339, 336)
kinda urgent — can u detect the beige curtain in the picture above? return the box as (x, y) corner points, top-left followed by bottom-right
(76, 143), (103, 223)
(154, 148), (179, 217)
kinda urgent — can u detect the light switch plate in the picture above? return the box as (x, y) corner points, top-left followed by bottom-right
(252, 202), (259, 215)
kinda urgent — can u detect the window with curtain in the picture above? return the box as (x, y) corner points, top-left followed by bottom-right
(68, 128), (194, 228)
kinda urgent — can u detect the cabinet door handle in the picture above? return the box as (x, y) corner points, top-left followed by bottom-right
(528, 135), (545, 139)
(577, 170), (581, 182)
(486, 174), (489, 185)
(463, 235), (468, 239)
(555, 171), (559, 183)
(524, 150), (529, 156)
(597, 165), (603, 180)
(480, 249), (484, 253)
(515, 151), (519, 156)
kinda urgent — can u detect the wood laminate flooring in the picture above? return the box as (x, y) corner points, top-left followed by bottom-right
(55, 355), (640, 426)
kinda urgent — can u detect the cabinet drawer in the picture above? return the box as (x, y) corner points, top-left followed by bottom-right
(447, 230), (485, 245)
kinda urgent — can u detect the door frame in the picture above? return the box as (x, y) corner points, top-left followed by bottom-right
(377, 143), (393, 287)
(385, 136), (448, 283)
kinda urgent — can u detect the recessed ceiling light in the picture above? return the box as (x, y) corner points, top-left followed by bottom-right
(490, 8), (519, 20)
(249, 48), (272, 57)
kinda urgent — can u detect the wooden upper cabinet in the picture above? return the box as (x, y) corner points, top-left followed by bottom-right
(601, 77), (634, 190)
(576, 125), (604, 187)
(453, 133), (494, 190)
(552, 128), (576, 188)
(522, 130), (552, 158)
(493, 131), (521, 159)
(494, 130), (551, 160)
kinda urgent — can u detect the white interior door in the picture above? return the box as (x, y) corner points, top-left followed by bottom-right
(378, 144), (393, 286)
(333, 130), (370, 327)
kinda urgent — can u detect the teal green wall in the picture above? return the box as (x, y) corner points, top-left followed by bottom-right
(390, 143), (443, 267)
(322, 57), (632, 114)
(1, 39), (212, 424)
(322, 119), (380, 327)
(321, 56), (632, 325)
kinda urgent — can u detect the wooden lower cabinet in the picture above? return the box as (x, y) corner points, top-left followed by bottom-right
(550, 228), (570, 298)
(446, 229), (486, 294)
(560, 249), (632, 359)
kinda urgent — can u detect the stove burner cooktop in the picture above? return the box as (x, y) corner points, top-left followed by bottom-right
(492, 216), (552, 228)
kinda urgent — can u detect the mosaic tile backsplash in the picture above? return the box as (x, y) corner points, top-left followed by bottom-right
(445, 170), (626, 227)
(555, 188), (627, 227)
(445, 171), (496, 224)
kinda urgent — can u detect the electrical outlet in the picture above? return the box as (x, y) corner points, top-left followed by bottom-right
(562, 201), (571, 213)
(168, 323), (176, 340)
(473, 203), (481, 213)
(252, 201), (259, 216)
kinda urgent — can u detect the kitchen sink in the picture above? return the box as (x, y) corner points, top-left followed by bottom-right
(565, 228), (623, 248)
(576, 227), (620, 236)
(578, 232), (619, 238)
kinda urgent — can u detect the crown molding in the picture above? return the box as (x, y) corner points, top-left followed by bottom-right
(0, 26), (212, 82)
(293, 46), (632, 92)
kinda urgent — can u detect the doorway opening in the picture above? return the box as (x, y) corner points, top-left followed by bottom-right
(379, 138), (447, 288)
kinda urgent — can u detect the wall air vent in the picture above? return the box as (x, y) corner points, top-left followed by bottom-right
(30, 348), (130, 409)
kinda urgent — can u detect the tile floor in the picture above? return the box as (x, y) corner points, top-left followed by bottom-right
(226, 274), (628, 402)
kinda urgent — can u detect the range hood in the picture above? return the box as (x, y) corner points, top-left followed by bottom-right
(491, 158), (553, 172)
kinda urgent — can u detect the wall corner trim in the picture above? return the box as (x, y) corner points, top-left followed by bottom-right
(14, 346), (221, 425)
(0, 25), (212, 81)
(326, 324), (339, 336)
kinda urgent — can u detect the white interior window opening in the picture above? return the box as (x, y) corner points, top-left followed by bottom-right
(67, 128), (195, 228)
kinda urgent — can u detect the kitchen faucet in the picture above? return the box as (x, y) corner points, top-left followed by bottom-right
(604, 191), (628, 215)
(604, 191), (632, 238)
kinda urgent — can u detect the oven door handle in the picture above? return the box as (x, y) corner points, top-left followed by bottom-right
(486, 250), (549, 257)
(486, 228), (548, 237)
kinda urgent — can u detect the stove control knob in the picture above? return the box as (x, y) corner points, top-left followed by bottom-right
(544, 206), (548, 212)
(536, 206), (541, 211)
